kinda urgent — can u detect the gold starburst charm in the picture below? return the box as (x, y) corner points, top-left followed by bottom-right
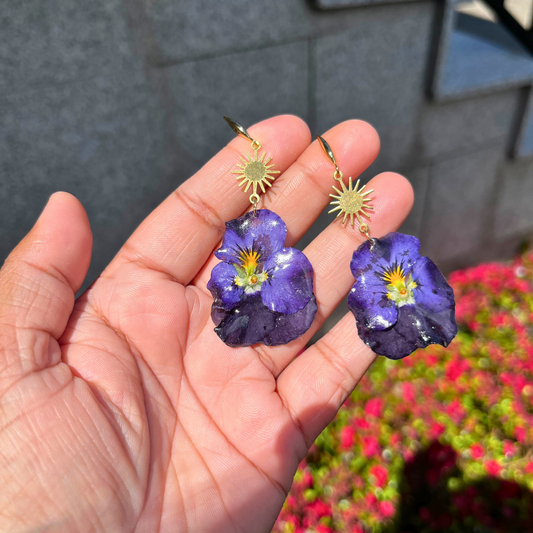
(231, 147), (280, 195)
(224, 116), (281, 212)
(317, 134), (374, 238)
(329, 176), (374, 227)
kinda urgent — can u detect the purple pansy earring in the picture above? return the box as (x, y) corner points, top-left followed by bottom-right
(207, 118), (318, 347)
(317, 135), (457, 360)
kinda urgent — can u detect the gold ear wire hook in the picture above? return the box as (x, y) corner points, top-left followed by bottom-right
(224, 116), (280, 215)
(317, 135), (342, 180)
(224, 116), (261, 149)
(317, 135), (373, 241)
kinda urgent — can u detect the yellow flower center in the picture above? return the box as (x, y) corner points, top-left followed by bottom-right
(234, 248), (268, 294)
(239, 249), (260, 275)
(383, 266), (417, 306)
(383, 265), (405, 288)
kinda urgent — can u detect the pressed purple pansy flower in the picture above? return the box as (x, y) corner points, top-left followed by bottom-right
(208, 209), (317, 347)
(348, 232), (457, 359)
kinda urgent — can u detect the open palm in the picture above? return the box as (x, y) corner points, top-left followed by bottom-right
(0, 117), (413, 533)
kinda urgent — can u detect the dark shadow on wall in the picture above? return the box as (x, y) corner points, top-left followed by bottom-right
(383, 441), (533, 532)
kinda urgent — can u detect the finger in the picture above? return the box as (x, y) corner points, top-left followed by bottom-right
(107, 115), (312, 285)
(254, 171), (413, 376)
(0, 193), (92, 389)
(193, 119), (380, 287)
(277, 312), (376, 447)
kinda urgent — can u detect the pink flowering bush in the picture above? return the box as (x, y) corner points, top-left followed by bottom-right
(273, 251), (533, 532)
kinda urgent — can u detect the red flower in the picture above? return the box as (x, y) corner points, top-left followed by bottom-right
(500, 372), (512, 386)
(307, 500), (332, 519)
(446, 398), (466, 422)
(365, 493), (377, 506)
(429, 422), (446, 440)
(354, 417), (370, 429)
(316, 525), (333, 533)
(303, 470), (314, 488)
(445, 356), (470, 381)
(514, 375), (527, 395)
(286, 515), (299, 527)
(339, 426), (355, 450)
(470, 443), (484, 460)
(389, 433), (401, 446)
(485, 459), (501, 476)
(503, 441), (515, 457)
(525, 461), (533, 474)
(425, 354), (438, 367)
(468, 321), (481, 332)
(369, 465), (388, 487)
(361, 436), (381, 458)
(378, 500), (395, 518)
(402, 382), (416, 403)
(365, 398), (384, 417)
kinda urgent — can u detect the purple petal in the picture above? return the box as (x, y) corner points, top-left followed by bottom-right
(214, 294), (318, 347)
(349, 241), (398, 331)
(215, 209), (287, 265)
(351, 233), (420, 279)
(207, 263), (243, 318)
(412, 256), (455, 313)
(267, 295), (317, 345)
(384, 232), (421, 268)
(261, 248), (314, 314)
(353, 303), (457, 360)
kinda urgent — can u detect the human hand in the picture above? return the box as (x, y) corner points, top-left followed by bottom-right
(0, 116), (413, 532)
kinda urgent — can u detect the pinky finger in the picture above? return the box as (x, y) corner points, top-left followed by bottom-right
(276, 312), (376, 447)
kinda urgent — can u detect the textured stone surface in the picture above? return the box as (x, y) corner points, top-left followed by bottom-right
(314, 1), (434, 170)
(495, 159), (533, 239)
(420, 89), (519, 160)
(142, 0), (363, 64)
(422, 145), (503, 262)
(0, 0), (144, 93)
(166, 42), (309, 163)
(399, 166), (430, 238)
(0, 76), (198, 290)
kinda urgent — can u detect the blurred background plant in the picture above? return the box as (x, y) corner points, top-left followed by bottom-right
(274, 248), (533, 532)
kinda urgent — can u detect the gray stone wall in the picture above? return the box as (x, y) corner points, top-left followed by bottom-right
(1, 0), (532, 293)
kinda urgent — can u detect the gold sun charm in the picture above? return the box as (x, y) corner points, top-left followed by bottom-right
(231, 147), (280, 195)
(329, 176), (374, 227)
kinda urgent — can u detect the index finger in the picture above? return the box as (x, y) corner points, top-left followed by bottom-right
(106, 115), (312, 285)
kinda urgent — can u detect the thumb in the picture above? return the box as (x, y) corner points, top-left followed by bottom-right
(0, 192), (92, 387)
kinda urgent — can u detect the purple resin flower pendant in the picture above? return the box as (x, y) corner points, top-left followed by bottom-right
(348, 232), (457, 359)
(209, 117), (317, 347)
(208, 209), (317, 347)
(317, 134), (457, 360)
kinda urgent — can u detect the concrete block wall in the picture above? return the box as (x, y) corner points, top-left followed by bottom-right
(1, 0), (532, 292)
